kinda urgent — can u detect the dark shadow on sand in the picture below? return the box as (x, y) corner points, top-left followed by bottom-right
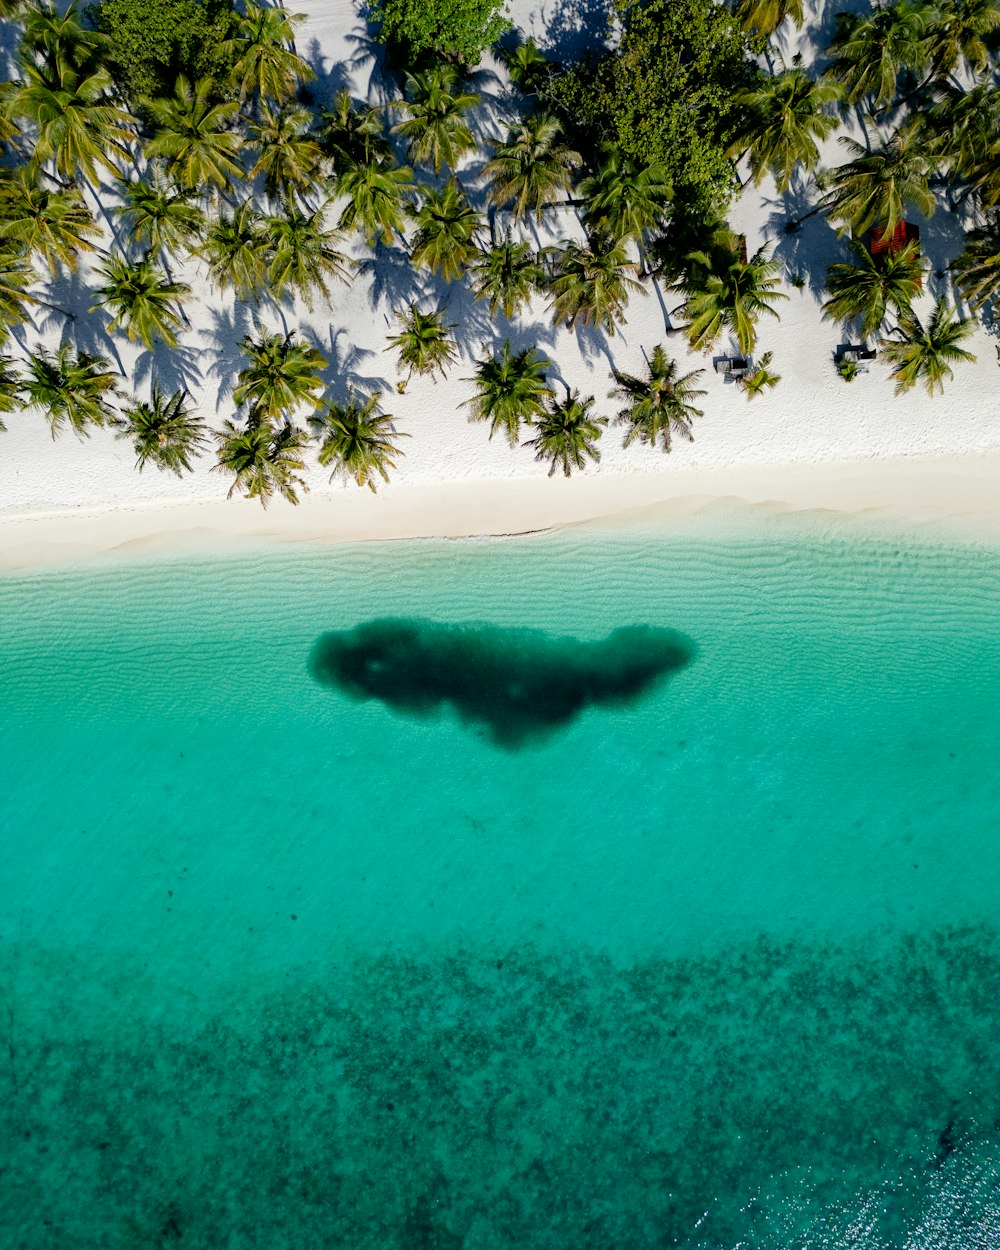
(309, 617), (695, 748)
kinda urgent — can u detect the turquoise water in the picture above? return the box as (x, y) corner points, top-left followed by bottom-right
(1, 522), (999, 1248)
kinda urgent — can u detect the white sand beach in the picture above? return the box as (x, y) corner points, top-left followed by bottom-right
(1, 0), (999, 566)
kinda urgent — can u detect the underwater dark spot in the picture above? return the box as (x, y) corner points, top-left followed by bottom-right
(308, 618), (696, 748)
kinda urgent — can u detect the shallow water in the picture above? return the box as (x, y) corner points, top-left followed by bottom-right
(1, 523), (999, 1248)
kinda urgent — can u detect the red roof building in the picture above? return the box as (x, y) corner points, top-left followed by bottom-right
(869, 221), (920, 255)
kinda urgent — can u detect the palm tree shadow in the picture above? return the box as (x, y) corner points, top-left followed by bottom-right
(299, 36), (354, 109)
(42, 268), (129, 376)
(435, 280), (497, 359)
(914, 206), (970, 300)
(133, 340), (204, 396)
(342, 25), (398, 105)
(302, 324), (391, 403)
(533, 0), (614, 60)
(765, 178), (846, 300)
(198, 302), (256, 414)
(360, 244), (431, 316)
(575, 320), (618, 370)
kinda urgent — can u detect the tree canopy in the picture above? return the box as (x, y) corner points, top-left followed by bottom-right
(366, 0), (510, 67)
(89, 0), (236, 104)
(546, 0), (757, 216)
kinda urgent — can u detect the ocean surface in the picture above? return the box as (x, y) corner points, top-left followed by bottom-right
(1, 519), (999, 1248)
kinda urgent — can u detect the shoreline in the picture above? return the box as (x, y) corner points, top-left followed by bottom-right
(3, 450), (1000, 570)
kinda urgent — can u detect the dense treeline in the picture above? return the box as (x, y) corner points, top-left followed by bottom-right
(0, 0), (995, 504)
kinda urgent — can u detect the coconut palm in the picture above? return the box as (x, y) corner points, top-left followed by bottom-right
(921, 81), (1000, 186)
(386, 306), (458, 384)
(0, 355), (21, 432)
(408, 178), (482, 281)
(317, 89), (390, 175)
(247, 104), (325, 205)
(499, 37), (551, 95)
(21, 343), (118, 438)
(525, 388), (606, 477)
(677, 234), (787, 355)
(116, 172), (206, 262)
(825, 1), (932, 108)
(821, 239), (924, 336)
(111, 384), (208, 475)
(233, 330), (326, 423)
(213, 413), (310, 506)
(201, 201), (270, 301)
(222, 0), (314, 104)
(10, 61), (132, 182)
(469, 235), (544, 319)
(19, 0), (107, 79)
(925, 0), (1000, 78)
(545, 235), (644, 336)
(481, 113), (581, 223)
(263, 203), (351, 307)
(335, 155), (414, 247)
(0, 244), (39, 342)
(144, 75), (242, 193)
(952, 215), (1000, 307)
(738, 351), (781, 399)
(91, 252), (191, 349)
(391, 64), (478, 176)
(0, 168), (99, 275)
(580, 147), (672, 242)
(610, 346), (706, 453)
(735, 0), (804, 37)
(821, 123), (934, 236)
(462, 340), (552, 446)
(308, 390), (407, 492)
(727, 71), (842, 192)
(880, 295), (976, 395)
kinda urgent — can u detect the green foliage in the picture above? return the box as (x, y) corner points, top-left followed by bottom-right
(837, 357), (860, 381)
(89, 0), (236, 105)
(366, 0), (511, 67)
(737, 351), (781, 398)
(309, 391), (408, 492)
(546, 0), (756, 217)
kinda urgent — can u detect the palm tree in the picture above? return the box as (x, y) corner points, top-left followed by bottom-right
(499, 37), (551, 95)
(233, 330), (326, 423)
(826, 2), (931, 108)
(462, 341), (552, 446)
(19, 0), (106, 77)
(0, 354), (21, 432)
(952, 215), (1000, 308)
(247, 104), (325, 205)
(481, 113), (581, 223)
(111, 385), (208, 475)
(821, 123), (934, 236)
(144, 75), (242, 193)
(735, 0), (804, 37)
(677, 234), (788, 354)
(925, 0), (1000, 78)
(525, 389), (606, 477)
(91, 252), (191, 349)
(408, 178), (482, 281)
(580, 147), (672, 242)
(308, 390), (407, 491)
(200, 201), (270, 301)
(10, 61), (132, 183)
(386, 306), (458, 385)
(0, 168), (99, 275)
(727, 71), (842, 193)
(335, 155), (414, 246)
(263, 203), (351, 307)
(545, 235), (644, 336)
(116, 172), (206, 262)
(469, 234), (544, 319)
(821, 239), (924, 336)
(316, 89), (390, 175)
(921, 81), (1000, 190)
(610, 346), (706, 453)
(0, 244), (40, 342)
(213, 413), (310, 506)
(391, 64), (478, 175)
(738, 351), (781, 399)
(21, 343), (118, 437)
(880, 295), (976, 395)
(222, 0), (314, 104)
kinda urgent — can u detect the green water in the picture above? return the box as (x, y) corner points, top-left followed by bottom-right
(1, 523), (999, 1248)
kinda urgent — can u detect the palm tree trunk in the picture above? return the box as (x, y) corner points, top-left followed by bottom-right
(162, 256), (193, 329)
(785, 202), (826, 232)
(32, 296), (75, 321)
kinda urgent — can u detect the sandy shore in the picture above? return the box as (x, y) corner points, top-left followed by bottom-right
(1, 0), (999, 568)
(4, 451), (1000, 570)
